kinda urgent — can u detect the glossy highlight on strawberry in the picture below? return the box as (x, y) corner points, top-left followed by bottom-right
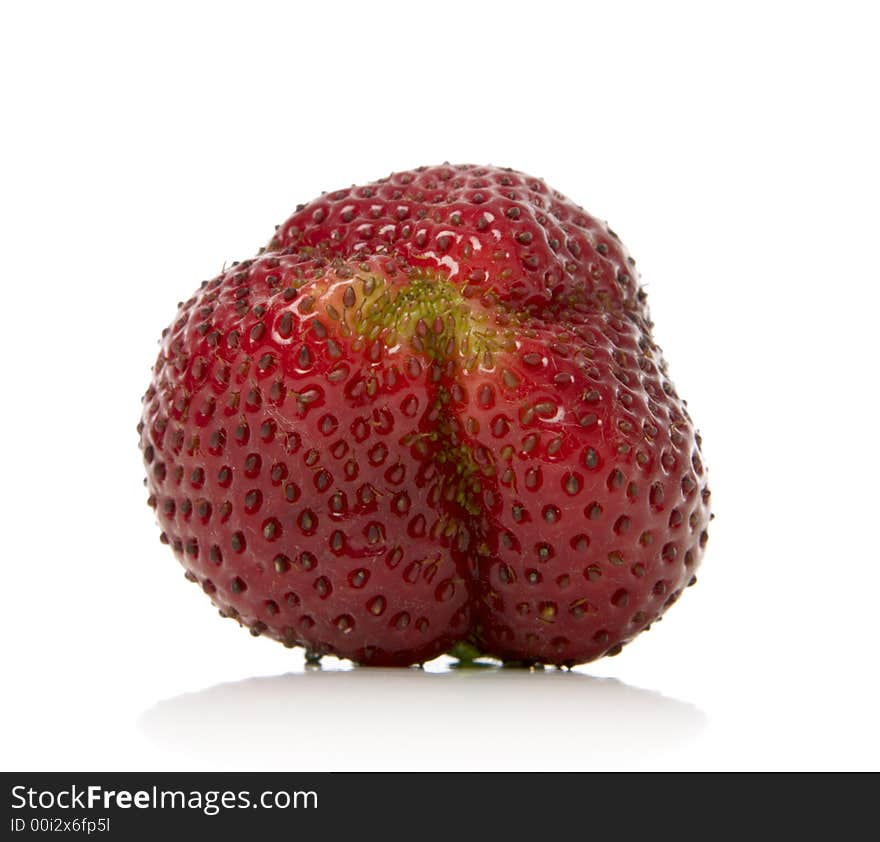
(138, 164), (710, 667)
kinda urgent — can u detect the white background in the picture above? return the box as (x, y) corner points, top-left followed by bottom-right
(1, 1), (878, 771)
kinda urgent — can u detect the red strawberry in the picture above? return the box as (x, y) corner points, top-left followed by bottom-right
(139, 164), (710, 667)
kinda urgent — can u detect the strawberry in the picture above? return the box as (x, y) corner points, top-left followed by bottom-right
(139, 164), (710, 667)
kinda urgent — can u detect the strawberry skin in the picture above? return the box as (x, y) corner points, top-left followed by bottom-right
(139, 164), (710, 667)
(139, 255), (475, 666)
(460, 310), (708, 664)
(266, 164), (647, 317)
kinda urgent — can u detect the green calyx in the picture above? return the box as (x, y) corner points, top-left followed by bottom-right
(447, 640), (489, 664)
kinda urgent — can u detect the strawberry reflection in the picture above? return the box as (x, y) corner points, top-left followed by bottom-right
(140, 665), (705, 770)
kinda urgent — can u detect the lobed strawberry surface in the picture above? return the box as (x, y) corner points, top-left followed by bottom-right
(139, 164), (710, 666)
